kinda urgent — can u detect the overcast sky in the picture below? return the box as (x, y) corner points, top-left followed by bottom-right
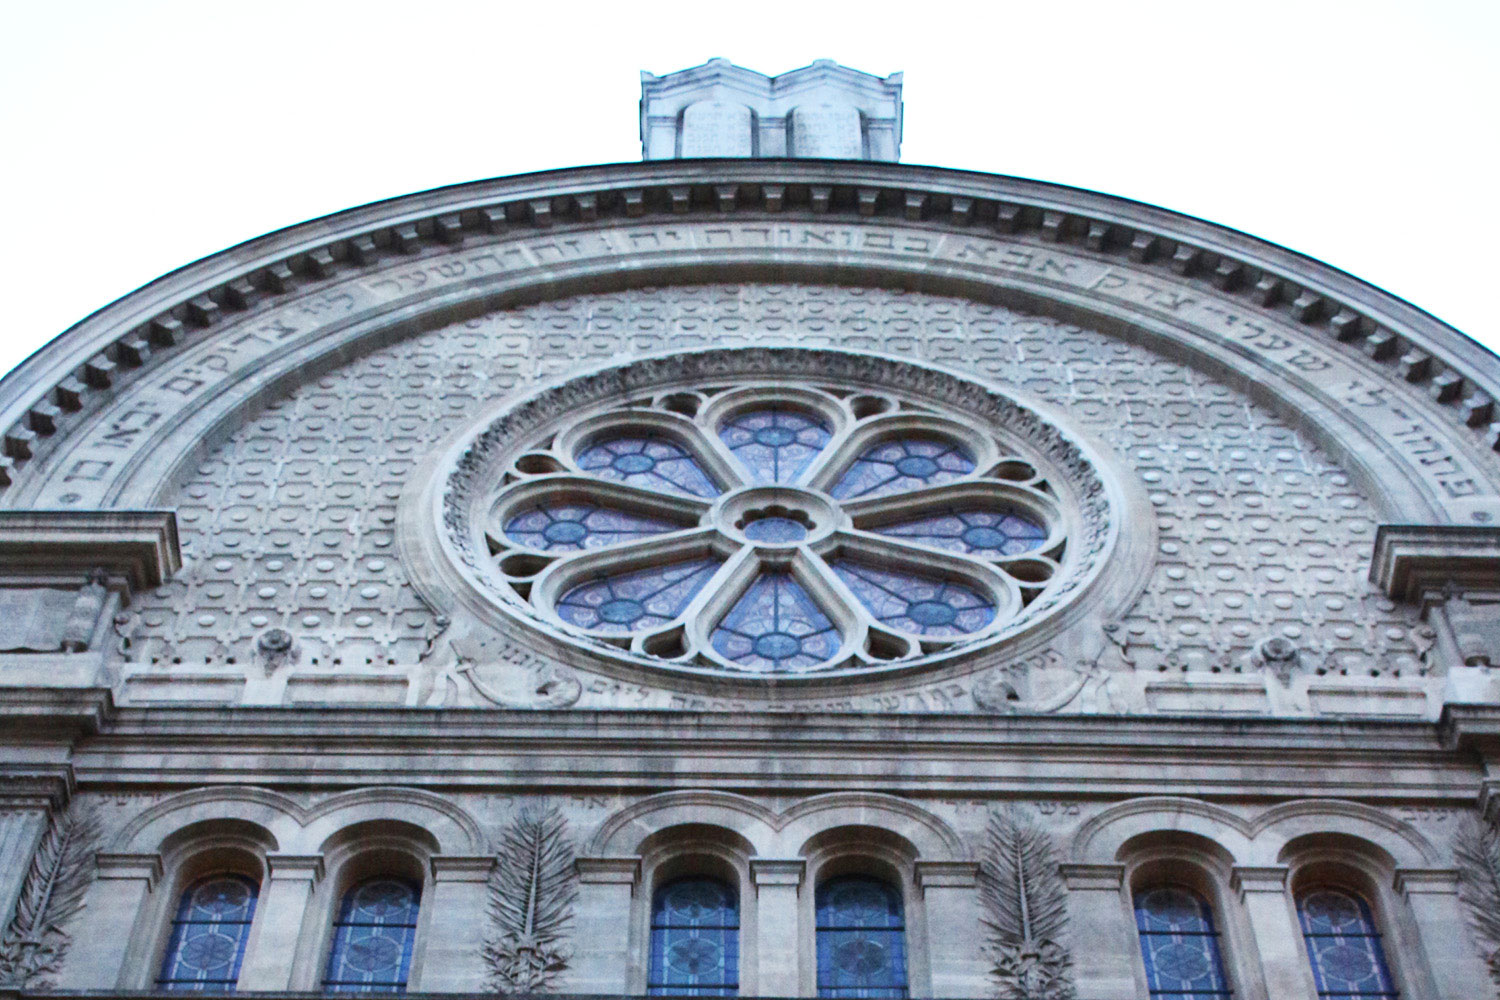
(2, 0), (1496, 380)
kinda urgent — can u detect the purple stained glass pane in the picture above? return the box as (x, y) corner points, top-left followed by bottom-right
(1297, 889), (1397, 998)
(577, 435), (720, 497)
(719, 408), (832, 484)
(1134, 887), (1231, 999)
(711, 572), (839, 671)
(504, 503), (680, 551)
(830, 437), (975, 500)
(648, 878), (739, 996)
(557, 559), (721, 633)
(874, 508), (1046, 557)
(157, 875), (259, 992)
(831, 562), (996, 636)
(323, 879), (420, 994)
(816, 877), (907, 999)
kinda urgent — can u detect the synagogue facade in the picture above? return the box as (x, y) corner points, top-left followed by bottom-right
(0, 58), (1498, 1000)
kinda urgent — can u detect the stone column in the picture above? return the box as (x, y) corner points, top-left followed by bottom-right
(569, 856), (640, 993)
(413, 856), (493, 992)
(0, 806), (50, 930)
(237, 854), (323, 991)
(1059, 863), (1137, 1000)
(1394, 868), (1491, 998)
(915, 861), (984, 998)
(1232, 865), (1316, 1000)
(750, 858), (805, 997)
(55, 853), (162, 989)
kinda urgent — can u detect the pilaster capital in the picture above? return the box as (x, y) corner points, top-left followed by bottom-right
(1231, 865), (1290, 898)
(749, 858), (806, 886)
(575, 855), (640, 885)
(1393, 867), (1462, 896)
(95, 851), (163, 887)
(1370, 524), (1500, 600)
(266, 854), (324, 883)
(1058, 863), (1125, 891)
(430, 855), (494, 883)
(914, 860), (979, 889)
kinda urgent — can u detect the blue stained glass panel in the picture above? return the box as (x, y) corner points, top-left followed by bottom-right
(711, 572), (840, 671)
(1298, 889), (1398, 998)
(648, 878), (740, 996)
(873, 509), (1046, 557)
(557, 558), (721, 633)
(830, 438), (975, 500)
(323, 879), (420, 994)
(157, 875), (259, 992)
(1134, 887), (1233, 999)
(576, 435), (720, 497)
(815, 877), (908, 999)
(719, 409), (832, 484)
(504, 503), (680, 551)
(831, 561), (996, 636)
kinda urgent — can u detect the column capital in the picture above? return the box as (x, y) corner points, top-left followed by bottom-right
(915, 860), (979, 889)
(1231, 865), (1290, 898)
(430, 855), (494, 883)
(95, 851), (162, 888)
(266, 854), (324, 882)
(749, 858), (805, 886)
(576, 855), (640, 885)
(1393, 867), (1462, 896)
(1059, 862), (1125, 891)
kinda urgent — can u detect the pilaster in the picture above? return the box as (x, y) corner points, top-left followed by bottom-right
(1393, 867), (1492, 999)
(915, 861), (984, 998)
(1058, 863), (1136, 1000)
(569, 856), (640, 994)
(412, 855), (493, 992)
(750, 858), (805, 997)
(238, 854), (323, 991)
(56, 852), (162, 989)
(1231, 865), (1315, 1000)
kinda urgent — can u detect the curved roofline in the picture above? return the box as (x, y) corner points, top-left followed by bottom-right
(7, 158), (1491, 398)
(2, 158), (1494, 487)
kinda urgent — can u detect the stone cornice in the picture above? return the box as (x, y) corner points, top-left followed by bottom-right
(0, 509), (179, 589)
(1371, 523), (1500, 600)
(2, 160), (1495, 508)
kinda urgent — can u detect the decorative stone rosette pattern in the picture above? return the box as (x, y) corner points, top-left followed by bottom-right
(433, 349), (1118, 680)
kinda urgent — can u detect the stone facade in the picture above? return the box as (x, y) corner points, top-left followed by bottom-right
(1, 61), (1499, 1000)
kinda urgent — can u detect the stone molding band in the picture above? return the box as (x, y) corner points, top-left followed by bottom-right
(1, 160), (1496, 515)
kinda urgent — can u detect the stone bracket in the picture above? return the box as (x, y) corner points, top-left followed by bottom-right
(1370, 524), (1500, 601)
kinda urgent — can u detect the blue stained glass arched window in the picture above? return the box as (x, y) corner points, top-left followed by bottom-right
(1297, 888), (1397, 998)
(830, 561), (996, 636)
(557, 558), (721, 633)
(157, 875), (259, 992)
(576, 435), (720, 497)
(873, 509), (1046, 557)
(648, 877), (739, 996)
(710, 572), (840, 671)
(815, 877), (907, 999)
(830, 438), (975, 501)
(323, 879), (420, 994)
(719, 409), (832, 484)
(504, 504), (679, 551)
(1134, 886), (1232, 999)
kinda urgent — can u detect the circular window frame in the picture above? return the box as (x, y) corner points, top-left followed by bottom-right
(402, 347), (1152, 687)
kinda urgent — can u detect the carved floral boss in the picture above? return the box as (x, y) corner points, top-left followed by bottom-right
(481, 383), (1065, 674)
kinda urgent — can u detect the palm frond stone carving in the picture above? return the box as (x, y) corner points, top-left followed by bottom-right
(0, 804), (102, 988)
(484, 803), (578, 993)
(1453, 815), (1500, 991)
(978, 808), (1077, 1000)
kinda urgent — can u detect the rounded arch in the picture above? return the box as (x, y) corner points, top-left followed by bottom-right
(301, 788), (483, 855)
(1249, 799), (1439, 868)
(586, 790), (779, 857)
(1070, 796), (1254, 865)
(115, 786), (296, 853)
(781, 792), (967, 860)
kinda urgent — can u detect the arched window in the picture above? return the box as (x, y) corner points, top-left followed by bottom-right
(648, 876), (739, 995)
(1297, 888), (1397, 998)
(1133, 886), (1232, 999)
(156, 874), (259, 992)
(323, 878), (420, 994)
(815, 876), (908, 998)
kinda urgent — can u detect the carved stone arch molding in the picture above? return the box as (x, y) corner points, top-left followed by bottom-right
(4, 161), (1495, 530)
(584, 790), (965, 860)
(114, 785), (484, 856)
(1246, 798), (1440, 868)
(1069, 796), (1256, 865)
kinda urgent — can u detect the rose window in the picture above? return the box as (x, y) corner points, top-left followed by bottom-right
(481, 382), (1067, 675)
